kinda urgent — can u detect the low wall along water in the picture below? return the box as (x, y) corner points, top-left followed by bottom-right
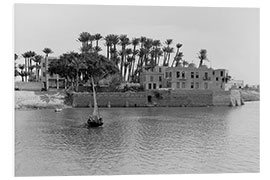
(71, 89), (243, 107)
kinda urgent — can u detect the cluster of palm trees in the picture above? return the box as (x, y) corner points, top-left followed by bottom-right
(14, 48), (53, 82)
(77, 32), (190, 83)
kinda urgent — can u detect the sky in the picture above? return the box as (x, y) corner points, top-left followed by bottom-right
(14, 4), (260, 85)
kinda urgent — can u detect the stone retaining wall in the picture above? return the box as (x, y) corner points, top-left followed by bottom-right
(71, 89), (241, 107)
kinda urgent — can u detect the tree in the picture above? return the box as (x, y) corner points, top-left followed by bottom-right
(78, 32), (91, 48)
(33, 55), (42, 81)
(22, 52), (30, 81)
(198, 49), (208, 67)
(18, 64), (26, 82)
(94, 33), (103, 48)
(14, 53), (19, 77)
(43, 48), (53, 90)
(172, 43), (183, 67)
(83, 52), (118, 118)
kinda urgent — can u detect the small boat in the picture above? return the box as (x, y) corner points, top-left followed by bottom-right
(87, 115), (103, 128)
(55, 108), (63, 112)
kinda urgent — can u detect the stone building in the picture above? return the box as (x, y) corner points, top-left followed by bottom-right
(140, 64), (231, 91)
(140, 66), (167, 90)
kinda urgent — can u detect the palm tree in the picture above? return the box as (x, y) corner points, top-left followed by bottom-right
(94, 33), (103, 48)
(110, 34), (119, 62)
(198, 49), (208, 67)
(163, 39), (173, 66)
(42, 48), (53, 90)
(28, 51), (36, 75)
(119, 34), (130, 77)
(33, 55), (42, 81)
(78, 32), (91, 47)
(18, 64), (25, 82)
(130, 38), (140, 81)
(172, 43), (182, 67)
(22, 51), (31, 82)
(104, 35), (113, 59)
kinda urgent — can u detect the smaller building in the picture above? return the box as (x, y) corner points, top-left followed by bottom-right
(225, 80), (244, 90)
(140, 66), (167, 90)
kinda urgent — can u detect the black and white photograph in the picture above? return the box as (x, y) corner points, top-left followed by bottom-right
(13, 2), (260, 177)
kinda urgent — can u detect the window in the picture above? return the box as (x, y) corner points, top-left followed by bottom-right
(182, 71), (185, 78)
(165, 72), (168, 78)
(43, 72), (46, 77)
(216, 77), (219, 81)
(148, 83), (152, 89)
(159, 76), (162, 82)
(159, 67), (162, 72)
(153, 83), (156, 89)
(176, 71), (180, 78)
(191, 72), (194, 78)
(182, 82), (186, 88)
(220, 71), (224, 77)
(159, 84), (162, 88)
(204, 82), (208, 89)
(205, 72), (208, 78)
(196, 72), (199, 78)
(191, 82), (194, 89)
(177, 82), (180, 88)
(150, 76), (153, 82)
(196, 82), (199, 89)
(43, 63), (45, 67)
(213, 71), (215, 75)
(169, 72), (172, 78)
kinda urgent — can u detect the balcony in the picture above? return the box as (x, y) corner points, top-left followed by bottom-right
(203, 77), (211, 81)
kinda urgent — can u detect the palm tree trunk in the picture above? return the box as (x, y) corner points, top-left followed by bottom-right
(91, 76), (98, 117)
(76, 70), (79, 92)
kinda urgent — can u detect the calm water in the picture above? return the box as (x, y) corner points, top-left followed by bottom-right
(15, 102), (259, 176)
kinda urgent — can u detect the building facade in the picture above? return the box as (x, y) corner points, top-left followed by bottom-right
(140, 64), (232, 91)
(140, 66), (167, 90)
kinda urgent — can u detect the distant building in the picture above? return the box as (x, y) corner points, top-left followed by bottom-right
(41, 57), (66, 90)
(225, 80), (244, 90)
(140, 64), (235, 91)
(140, 66), (167, 90)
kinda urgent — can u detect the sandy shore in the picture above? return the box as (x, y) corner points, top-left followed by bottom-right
(15, 91), (69, 110)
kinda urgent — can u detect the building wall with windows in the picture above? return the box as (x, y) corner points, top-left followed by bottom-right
(140, 66), (166, 90)
(165, 64), (229, 91)
(140, 64), (230, 91)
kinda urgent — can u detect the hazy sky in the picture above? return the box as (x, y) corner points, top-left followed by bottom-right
(14, 4), (259, 85)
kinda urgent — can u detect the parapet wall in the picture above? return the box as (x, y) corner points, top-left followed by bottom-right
(71, 89), (242, 108)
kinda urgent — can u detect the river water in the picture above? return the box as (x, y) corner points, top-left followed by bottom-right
(15, 102), (259, 176)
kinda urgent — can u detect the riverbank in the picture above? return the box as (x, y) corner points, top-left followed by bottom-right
(15, 89), (259, 110)
(15, 91), (68, 110)
(241, 90), (260, 101)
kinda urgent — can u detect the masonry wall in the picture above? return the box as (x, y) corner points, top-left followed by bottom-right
(71, 89), (243, 108)
(72, 92), (147, 107)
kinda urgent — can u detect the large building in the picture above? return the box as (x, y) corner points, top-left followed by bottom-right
(140, 63), (240, 91)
